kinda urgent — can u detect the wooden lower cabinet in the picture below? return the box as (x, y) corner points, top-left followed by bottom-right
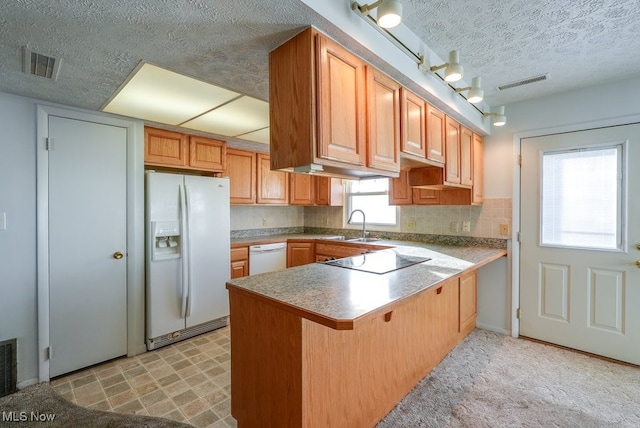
(459, 271), (478, 338)
(230, 247), (249, 279)
(287, 241), (315, 267)
(228, 276), (462, 427)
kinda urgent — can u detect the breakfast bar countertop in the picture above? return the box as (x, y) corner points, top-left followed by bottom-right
(226, 239), (507, 330)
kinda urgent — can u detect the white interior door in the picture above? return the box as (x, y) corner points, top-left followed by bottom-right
(520, 124), (640, 365)
(49, 116), (128, 377)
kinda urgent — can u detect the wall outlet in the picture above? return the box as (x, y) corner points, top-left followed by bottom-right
(406, 220), (416, 231)
(262, 218), (268, 226)
(462, 221), (470, 232)
(449, 221), (459, 233)
(500, 223), (509, 236)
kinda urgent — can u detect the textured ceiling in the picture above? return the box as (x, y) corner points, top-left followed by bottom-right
(1, 0), (640, 142)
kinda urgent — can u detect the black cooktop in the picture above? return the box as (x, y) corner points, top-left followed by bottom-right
(323, 250), (430, 274)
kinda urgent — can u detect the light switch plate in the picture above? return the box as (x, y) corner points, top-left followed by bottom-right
(0, 212), (6, 230)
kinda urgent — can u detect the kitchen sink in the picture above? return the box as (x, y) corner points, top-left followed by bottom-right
(345, 237), (379, 243)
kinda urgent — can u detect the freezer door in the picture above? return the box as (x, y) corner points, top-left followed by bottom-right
(183, 175), (231, 328)
(146, 172), (187, 338)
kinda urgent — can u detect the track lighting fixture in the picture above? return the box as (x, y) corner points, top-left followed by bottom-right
(455, 77), (484, 104)
(352, 0), (403, 29)
(483, 106), (506, 126)
(429, 50), (464, 83)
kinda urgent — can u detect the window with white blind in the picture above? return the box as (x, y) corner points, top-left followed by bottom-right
(541, 144), (623, 250)
(345, 179), (397, 226)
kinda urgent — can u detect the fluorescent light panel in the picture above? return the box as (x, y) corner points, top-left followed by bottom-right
(182, 96), (269, 137)
(102, 63), (271, 145)
(236, 127), (270, 145)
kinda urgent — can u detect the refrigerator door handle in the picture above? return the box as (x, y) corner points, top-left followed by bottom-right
(179, 183), (189, 318)
(184, 182), (193, 318)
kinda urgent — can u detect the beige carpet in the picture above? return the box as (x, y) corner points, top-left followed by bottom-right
(378, 329), (640, 427)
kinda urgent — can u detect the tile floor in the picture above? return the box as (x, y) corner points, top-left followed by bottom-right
(50, 326), (236, 428)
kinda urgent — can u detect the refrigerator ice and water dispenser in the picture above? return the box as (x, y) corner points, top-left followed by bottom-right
(151, 221), (181, 260)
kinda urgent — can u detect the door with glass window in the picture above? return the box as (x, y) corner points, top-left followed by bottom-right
(520, 124), (640, 365)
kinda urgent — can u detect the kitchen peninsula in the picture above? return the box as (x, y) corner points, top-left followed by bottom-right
(226, 239), (506, 427)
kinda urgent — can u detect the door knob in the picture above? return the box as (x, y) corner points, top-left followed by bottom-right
(636, 244), (640, 250)
(113, 251), (124, 260)
(636, 260), (640, 268)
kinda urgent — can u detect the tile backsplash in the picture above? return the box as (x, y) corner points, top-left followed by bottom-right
(303, 198), (512, 240)
(230, 206), (304, 231)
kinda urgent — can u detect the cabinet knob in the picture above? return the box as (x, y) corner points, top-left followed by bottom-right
(384, 311), (393, 322)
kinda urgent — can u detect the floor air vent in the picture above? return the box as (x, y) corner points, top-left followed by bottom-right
(0, 339), (17, 398)
(498, 74), (549, 91)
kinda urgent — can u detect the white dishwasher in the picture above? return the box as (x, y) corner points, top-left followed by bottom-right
(249, 242), (287, 275)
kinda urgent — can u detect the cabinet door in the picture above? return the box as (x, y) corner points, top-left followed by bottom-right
(367, 67), (400, 173)
(389, 170), (413, 205)
(459, 272), (477, 337)
(444, 116), (461, 184)
(231, 247), (249, 278)
(400, 88), (426, 158)
(287, 242), (316, 267)
(144, 127), (188, 167)
(472, 133), (484, 205)
(290, 174), (314, 206)
(225, 148), (256, 204)
(256, 153), (289, 205)
(412, 188), (440, 205)
(460, 126), (473, 187)
(189, 136), (226, 171)
(426, 105), (445, 164)
(316, 34), (366, 166)
(315, 177), (344, 206)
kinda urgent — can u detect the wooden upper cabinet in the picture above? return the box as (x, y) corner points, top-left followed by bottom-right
(188, 136), (226, 171)
(290, 174), (314, 206)
(389, 169), (413, 206)
(400, 88), (426, 159)
(460, 126), (473, 187)
(472, 133), (484, 205)
(412, 188), (441, 205)
(256, 153), (289, 205)
(144, 127), (188, 167)
(316, 34), (367, 166)
(144, 127), (226, 172)
(444, 116), (461, 185)
(225, 148), (256, 204)
(366, 67), (400, 173)
(426, 105), (446, 164)
(315, 176), (344, 206)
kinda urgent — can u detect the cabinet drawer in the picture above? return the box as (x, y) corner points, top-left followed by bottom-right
(231, 247), (249, 262)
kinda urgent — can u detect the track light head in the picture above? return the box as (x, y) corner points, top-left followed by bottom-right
(455, 77), (484, 103)
(353, 0), (403, 29)
(483, 106), (507, 126)
(429, 50), (464, 83)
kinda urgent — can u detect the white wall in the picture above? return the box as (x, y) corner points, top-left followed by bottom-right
(0, 92), (145, 387)
(478, 75), (640, 334)
(0, 93), (38, 386)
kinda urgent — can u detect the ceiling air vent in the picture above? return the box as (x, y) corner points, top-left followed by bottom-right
(497, 74), (548, 91)
(22, 47), (61, 80)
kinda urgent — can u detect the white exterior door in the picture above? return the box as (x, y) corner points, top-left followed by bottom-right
(48, 116), (128, 377)
(520, 124), (640, 365)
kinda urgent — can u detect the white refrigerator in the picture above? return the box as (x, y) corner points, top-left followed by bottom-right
(145, 171), (230, 350)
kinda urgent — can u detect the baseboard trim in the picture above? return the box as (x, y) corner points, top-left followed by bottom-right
(476, 322), (510, 336)
(17, 378), (38, 390)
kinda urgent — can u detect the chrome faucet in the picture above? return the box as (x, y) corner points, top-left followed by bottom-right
(347, 209), (367, 240)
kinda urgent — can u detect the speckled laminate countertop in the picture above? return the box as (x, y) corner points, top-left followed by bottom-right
(226, 238), (506, 330)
